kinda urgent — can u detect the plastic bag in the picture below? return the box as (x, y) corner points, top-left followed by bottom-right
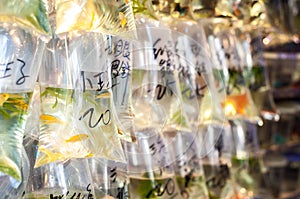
(89, 158), (129, 198)
(55, 0), (136, 37)
(0, 0), (50, 35)
(26, 159), (95, 198)
(35, 31), (126, 168)
(105, 34), (136, 142)
(131, 15), (190, 134)
(169, 18), (226, 127)
(0, 25), (44, 185)
(216, 27), (261, 123)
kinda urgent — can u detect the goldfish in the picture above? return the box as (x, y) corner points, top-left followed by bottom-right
(40, 114), (65, 124)
(65, 134), (90, 143)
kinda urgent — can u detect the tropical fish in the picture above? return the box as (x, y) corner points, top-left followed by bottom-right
(0, 93), (9, 106)
(119, 12), (127, 28)
(14, 103), (29, 111)
(117, 127), (124, 135)
(96, 92), (111, 99)
(36, 147), (65, 168)
(40, 114), (65, 124)
(84, 153), (94, 158)
(65, 134), (90, 143)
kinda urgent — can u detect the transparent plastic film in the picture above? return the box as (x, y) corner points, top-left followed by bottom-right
(88, 158), (130, 198)
(197, 18), (231, 104)
(164, 131), (210, 199)
(0, 0), (51, 36)
(55, 0), (136, 37)
(217, 28), (261, 124)
(26, 159), (96, 198)
(170, 22), (226, 127)
(105, 34), (135, 142)
(228, 119), (264, 199)
(36, 31), (125, 168)
(200, 124), (233, 199)
(123, 130), (183, 199)
(0, 25), (44, 184)
(69, 32), (126, 163)
(172, 32), (201, 131)
(131, 24), (189, 135)
(238, 28), (279, 121)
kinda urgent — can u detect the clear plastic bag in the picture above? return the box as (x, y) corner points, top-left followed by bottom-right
(0, 25), (44, 186)
(35, 31), (126, 168)
(216, 27), (261, 124)
(105, 34), (136, 142)
(169, 17), (226, 127)
(26, 158), (95, 198)
(0, 0), (50, 35)
(131, 16), (190, 134)
(89, 158), (130, 199)
(55, 0), (136, 37)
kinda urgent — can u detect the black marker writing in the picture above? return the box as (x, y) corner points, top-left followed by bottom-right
(206, 165), (230, 189)
(116, 185), (129, 199)
(0, 59), (29, 85)
(49, 184), (93, 199)
(79, 108), (111, 128)
(0, 61), (13, 79)
(16, 59), (29, 85)
(155, 79), (175, 100)
(153, 38), (175, 71)
(110, 167), (117, 183)
(146, 178), (176, 198)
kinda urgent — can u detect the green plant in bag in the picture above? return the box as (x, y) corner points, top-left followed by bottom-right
(0, 92), (32, 181)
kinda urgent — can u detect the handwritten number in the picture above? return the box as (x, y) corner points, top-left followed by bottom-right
(16, 59), (29, 85)
(79, 108), (111, 128)
(146, 178), (176, 198)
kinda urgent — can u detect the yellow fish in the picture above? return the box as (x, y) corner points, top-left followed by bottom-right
(36, 147), (65, 168)
(40, 114), (65, 124)
(14, 103), (29, 111)
(0, 93), (9, 106)
(117, 127), (123, 135)
(96, 92), (111, 99)
(65, 134), (90, 143)
(84, 153), (94, 158)
(119, 12), (127, 28)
